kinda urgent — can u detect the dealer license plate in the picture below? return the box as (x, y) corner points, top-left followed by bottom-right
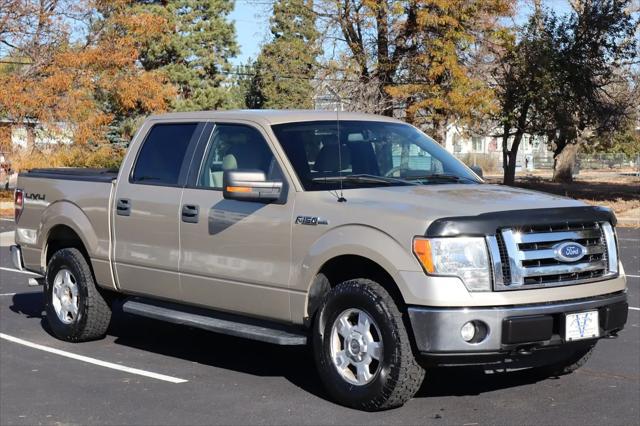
(565, 310), (599, 341)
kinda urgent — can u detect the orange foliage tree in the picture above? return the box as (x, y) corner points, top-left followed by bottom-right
(0, 0), (176, 151)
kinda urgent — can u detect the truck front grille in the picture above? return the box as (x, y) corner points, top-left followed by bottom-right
(487, 221), (618, 291)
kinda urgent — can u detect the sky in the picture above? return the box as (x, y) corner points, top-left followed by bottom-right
(228, 0), (573, 66)
(229, 0), (272, 65)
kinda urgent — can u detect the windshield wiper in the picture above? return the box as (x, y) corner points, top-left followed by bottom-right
(404, 173), (478, 184)
(311, 174), (416, 186)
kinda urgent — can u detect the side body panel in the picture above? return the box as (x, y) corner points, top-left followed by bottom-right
(14, 175), (116, 289)
(179, 121), (295, 321)
(111, 119), (204, 300)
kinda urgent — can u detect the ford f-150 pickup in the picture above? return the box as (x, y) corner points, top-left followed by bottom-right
(10, 110), (628, 410)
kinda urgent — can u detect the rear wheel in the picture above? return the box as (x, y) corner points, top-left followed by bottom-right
(313, 279), (425, 411)
(45, 248), (111, 342)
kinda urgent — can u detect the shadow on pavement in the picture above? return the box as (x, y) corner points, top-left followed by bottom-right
(8, 292), (550, 403)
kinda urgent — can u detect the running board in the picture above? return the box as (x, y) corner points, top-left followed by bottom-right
(121, 298), (308, 345)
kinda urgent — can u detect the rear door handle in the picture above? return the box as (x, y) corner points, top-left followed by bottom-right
(181, 204), (199, 223)
(116, 198), (131, 216)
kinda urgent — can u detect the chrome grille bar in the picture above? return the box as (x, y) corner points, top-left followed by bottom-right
(520, 245), (605, 260)
(514, 229), (601, 244)
(521, 260), (607, 277)
(492, 221), (618, 291)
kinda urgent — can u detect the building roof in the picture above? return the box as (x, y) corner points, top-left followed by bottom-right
(147, 109), (401, 126)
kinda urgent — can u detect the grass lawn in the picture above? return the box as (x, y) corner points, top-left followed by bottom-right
(485, 169), (639, 218)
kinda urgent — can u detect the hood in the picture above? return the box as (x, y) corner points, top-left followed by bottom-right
(340, 183), (584, 223)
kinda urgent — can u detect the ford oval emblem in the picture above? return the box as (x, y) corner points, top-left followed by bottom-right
(553, 241), (586, 262)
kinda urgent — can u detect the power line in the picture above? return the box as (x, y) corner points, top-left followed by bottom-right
(0, 60), (30, 65)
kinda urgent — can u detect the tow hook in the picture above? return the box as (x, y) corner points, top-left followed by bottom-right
(510, 346), (535, 356)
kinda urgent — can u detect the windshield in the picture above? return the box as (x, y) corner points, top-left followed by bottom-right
(271, 120), (482, 191)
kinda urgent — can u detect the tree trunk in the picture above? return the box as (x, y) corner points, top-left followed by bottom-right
(431, 120), (447, 146)
(553, 143), (579, 183)
(503, 130), (524, 186)
(502, 102), (530, 186)
(26, 124), (36, 150)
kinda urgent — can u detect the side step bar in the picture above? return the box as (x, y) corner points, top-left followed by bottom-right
(121, 298), (308, 346)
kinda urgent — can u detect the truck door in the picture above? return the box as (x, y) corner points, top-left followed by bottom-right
(113, 121), (205, 300)
(179, 122), (294, 321)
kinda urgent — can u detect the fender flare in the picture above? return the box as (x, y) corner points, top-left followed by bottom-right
(297, 224), (418, 317)
(37, 200), (99, 269)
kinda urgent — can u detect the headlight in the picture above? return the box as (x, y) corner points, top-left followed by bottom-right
(413, 237), (491, 292)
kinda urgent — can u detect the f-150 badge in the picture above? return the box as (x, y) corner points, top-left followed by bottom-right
(295, 216), (329, 225)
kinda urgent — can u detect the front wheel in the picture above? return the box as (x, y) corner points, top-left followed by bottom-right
(313, 279), (425, 411)
(45, 248), (112, 342)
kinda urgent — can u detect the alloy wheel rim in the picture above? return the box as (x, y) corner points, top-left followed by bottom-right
(51, 269), (79, 324)
(329, 308), (383, 386)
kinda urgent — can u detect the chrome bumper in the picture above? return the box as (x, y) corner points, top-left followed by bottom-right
(9, 245), (24, 271)
(408, 291), (628, 354)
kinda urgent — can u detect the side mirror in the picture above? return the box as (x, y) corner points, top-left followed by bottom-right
(223, 170), (283, 202)
(470, 165), (483, 178)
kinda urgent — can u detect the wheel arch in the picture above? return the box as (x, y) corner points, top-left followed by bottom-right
(298, 225), (419, 324)
(44, 224), (90, 267)
(307, 254), (407, 322)
(38, 201), (97, 272)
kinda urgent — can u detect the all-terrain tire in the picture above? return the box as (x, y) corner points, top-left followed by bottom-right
(313, 279), (425, 411)
(45, 248), (111, 342)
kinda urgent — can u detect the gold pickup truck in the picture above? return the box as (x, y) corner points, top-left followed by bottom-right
(10, 110), (628, 410)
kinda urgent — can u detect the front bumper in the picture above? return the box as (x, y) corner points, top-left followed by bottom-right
(408, 291), (627, 356)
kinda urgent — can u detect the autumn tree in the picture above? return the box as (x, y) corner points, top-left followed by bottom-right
(249, 0), (319, 109)
(0, 0), (175, 147)
(317, 0), (511, 142)
(385, 1), (511, 142)
(135, 0), (239, 111)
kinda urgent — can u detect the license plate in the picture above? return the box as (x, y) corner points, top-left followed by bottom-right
(565, 310), (599, 341)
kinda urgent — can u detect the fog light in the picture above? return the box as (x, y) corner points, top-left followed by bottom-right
(461, 321), (476, 342)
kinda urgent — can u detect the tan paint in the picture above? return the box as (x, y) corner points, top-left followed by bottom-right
(15, 110), (628, 327)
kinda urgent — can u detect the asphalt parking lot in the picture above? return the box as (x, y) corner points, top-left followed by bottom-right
(0, 218), (638, 425)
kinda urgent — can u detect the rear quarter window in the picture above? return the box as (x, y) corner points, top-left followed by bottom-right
(131, 123), (199, 186)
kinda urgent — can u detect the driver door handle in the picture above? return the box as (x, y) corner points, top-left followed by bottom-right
(181, 204), (199, 223)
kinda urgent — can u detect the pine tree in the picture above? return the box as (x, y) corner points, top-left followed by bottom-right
(251, 0), (319, 109)
(137, 0), (239, 111)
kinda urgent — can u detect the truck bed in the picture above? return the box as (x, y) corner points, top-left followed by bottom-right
(21, 168), (118, 183)
(15, 168), (117, 287)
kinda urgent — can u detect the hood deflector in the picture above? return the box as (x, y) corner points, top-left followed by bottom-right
(425, 206), (616, 237)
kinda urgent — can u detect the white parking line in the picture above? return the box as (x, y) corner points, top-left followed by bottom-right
(626, 274), (639, 278)
(0, 266), (41, 276)
(0, 333), (188, 384)
(0, 218), (13, 222)
(618, 238), (639, 242)
(629, 307), (640, 311)
(0, 292), (15, 297)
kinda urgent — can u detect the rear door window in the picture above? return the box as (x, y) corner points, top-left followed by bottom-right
(131, 123), (200, 186)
